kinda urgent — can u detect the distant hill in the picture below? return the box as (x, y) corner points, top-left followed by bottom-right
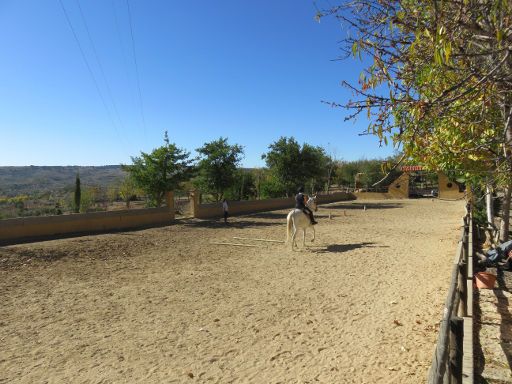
(0, 165), (126, 197)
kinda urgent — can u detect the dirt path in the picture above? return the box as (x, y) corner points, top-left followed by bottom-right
(0, 199), (464, 383)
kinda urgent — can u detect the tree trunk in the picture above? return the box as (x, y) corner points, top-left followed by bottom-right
(240, 173), (245, 200)
(255, 172), (261, 200)
(486, 183), (494, 229)
(499, 183), (511, 242)
(326, 166), (332, 193)
(500, 99), (512, 242)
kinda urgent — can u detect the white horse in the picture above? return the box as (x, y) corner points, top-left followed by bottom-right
(286, 195), (318, 249)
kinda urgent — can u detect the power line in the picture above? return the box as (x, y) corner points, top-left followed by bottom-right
(125, 0), (147, 139)
(76, 0), (127, 140)
(58, 0), (122, 140)
(112, 0), (141, 139)
(111, 0), (131, 87)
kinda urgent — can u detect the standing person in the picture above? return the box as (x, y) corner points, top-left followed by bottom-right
(222, 199), (229, 224)
(295, 186), (317, 225)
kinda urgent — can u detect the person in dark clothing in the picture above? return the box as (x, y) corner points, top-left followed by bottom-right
(295, 186), (317, 225)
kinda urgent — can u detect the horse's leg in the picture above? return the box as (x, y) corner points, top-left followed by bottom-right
(311, 226), (316, 243)
(286, 214), (291, 244)
(302, 228), (306, 247)
(291, 221), (297, 249)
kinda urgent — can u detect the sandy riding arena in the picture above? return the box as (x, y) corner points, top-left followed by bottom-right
(0, 199), (464, 383)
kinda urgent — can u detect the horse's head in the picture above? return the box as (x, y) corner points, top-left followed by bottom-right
(306, 195), (318, 212)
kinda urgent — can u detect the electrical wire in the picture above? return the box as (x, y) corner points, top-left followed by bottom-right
(111, 0), (132, 92)
(58, 0), (122, 142)
(126, 0), (147, 140)
(76, 0), (127, 141)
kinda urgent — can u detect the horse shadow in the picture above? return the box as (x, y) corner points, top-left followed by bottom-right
(311, 242), (389, 254)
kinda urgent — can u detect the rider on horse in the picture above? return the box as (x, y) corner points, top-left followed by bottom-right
(295, 186), (317, 225)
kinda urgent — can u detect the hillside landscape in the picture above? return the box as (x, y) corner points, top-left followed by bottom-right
(0, 165), (126, 197)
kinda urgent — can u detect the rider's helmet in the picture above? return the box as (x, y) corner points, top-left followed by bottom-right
(297, 186), (304, 193)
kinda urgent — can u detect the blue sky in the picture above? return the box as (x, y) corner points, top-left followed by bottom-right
(0, 0), (395, 167)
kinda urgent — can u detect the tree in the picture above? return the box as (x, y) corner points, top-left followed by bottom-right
(224, 169), (257, 201)
(79, 187), (95, 213)
(319, 1), (512, 240)
(74, 172), (81, 213)
(118, 176), (138, 208)
(334, 161), (356, 188)
(325, 147), (338, 193)
(124, 131), (194, 207)
(106, 185), (119, 205)
(332, 158), (400, 190)
(262, 137), (328, 196)
(195, 137), (244, 201)
(251, 168), (267, 199)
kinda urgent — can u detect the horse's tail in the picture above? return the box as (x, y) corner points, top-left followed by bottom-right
(286, 212), (293, 243)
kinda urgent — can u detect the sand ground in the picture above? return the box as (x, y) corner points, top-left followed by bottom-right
(0, 199), (464, 383)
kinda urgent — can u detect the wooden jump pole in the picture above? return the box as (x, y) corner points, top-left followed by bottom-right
(210, 242), (262, 247)
(232, 237), (285, 244)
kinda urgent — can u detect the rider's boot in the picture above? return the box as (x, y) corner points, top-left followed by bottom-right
(310, 213), (318, 225)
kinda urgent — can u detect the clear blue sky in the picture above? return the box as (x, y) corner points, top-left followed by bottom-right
(0, 0), (395, 167)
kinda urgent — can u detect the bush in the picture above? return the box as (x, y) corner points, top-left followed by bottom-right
(259, 178), (286, 199)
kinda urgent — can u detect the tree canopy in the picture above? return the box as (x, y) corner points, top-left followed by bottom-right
(320, 0), (512, 238)
(262, 137), (328, 196)
(123, 132), (194, 207)
(195, 137), (244, 201)
(319, 0), (511, 175)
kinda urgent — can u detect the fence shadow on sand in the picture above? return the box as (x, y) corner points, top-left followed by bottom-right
(323, 202), (404, 210)
(243, 203), (404, 220)
(244, 212), (289, 220)
(179, 218), (282, 229)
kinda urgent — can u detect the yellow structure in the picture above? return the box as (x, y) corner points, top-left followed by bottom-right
(354, 173), (410, 200)
(0, 171), (465, 245)
(354, 171), (464, 200)
(387, 173), (410, 198)
(0, 192), (174, 245)
(438, 172), (465, 200)
(189, 191), (356, 220)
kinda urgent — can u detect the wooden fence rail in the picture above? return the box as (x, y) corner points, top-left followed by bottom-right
(428, 205), (474, 384)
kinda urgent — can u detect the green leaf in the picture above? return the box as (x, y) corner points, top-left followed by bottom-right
(444, 42), (451, 63)
(434, 49), (442, 65)
(497, 29), (503, 44)
(352, 42), (358, 57)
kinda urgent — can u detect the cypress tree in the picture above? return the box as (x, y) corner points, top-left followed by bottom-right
(74, 173), (81, 213)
